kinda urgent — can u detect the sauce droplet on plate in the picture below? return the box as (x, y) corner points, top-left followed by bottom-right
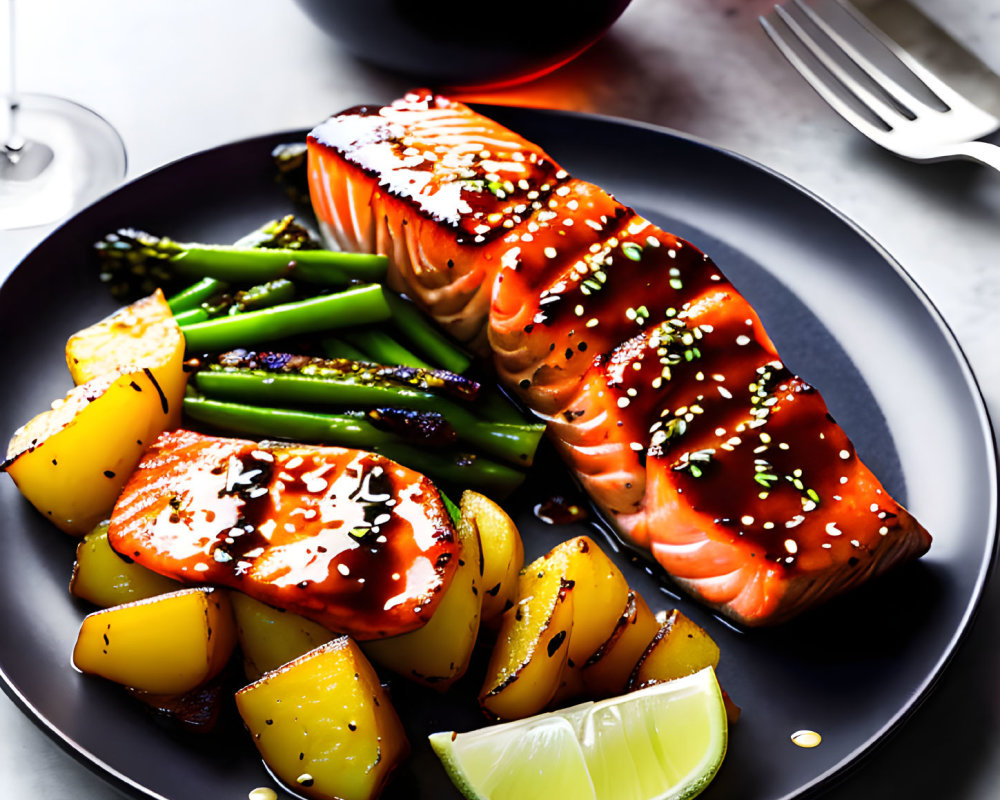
(791, 729), (822, 748)
(533, 495), (588, 525)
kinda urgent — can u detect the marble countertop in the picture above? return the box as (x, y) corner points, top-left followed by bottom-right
(1, 0), (998, 797)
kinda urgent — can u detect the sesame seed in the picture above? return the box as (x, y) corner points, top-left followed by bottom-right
(825, 522), (842, 536)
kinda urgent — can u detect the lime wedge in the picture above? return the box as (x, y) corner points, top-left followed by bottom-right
(430, 667), (727, 800)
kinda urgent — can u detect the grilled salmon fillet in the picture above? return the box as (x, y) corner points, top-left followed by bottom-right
(107, 428), (458, 639)
(306, 90), (932, 626)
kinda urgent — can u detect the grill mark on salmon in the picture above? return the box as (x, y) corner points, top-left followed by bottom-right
(306, 90), (932, 626)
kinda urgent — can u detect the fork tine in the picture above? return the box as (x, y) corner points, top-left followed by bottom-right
(760, 13), (892, 142)
(770, 4), (904, 129)
(792, 0), (947, 120)
(834, 0), (998, 121)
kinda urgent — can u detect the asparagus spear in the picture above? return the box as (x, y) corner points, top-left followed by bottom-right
(167, 277), (228, 313)
(212, 350), (480, 401)
(179, 284), (391, 352)
(320, 336), (370, 362)
(193, 365), (545, 466)
(96, 226), (387, 300)
(339, 328), (432, 370)
(183, 396), (525, 497)
(384, 293), (472, 374)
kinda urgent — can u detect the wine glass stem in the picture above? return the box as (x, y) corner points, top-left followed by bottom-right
(4, 0), (24, 154)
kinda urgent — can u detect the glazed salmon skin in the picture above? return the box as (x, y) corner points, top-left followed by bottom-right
(306, 90), (932, 626)
(108, 428), (458, 639)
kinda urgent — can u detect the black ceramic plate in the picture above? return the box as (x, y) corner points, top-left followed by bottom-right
(0, 107), (996, 800)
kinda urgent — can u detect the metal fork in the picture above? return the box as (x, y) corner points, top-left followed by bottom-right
(760, 0), (1000, 173)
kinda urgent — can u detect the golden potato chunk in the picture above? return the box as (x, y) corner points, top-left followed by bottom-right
(72, 587), (236, 695)
(479, 570), (574, 720)
(231, 592), (336, 681)
(66, 289), (187, 428)
(628, 609), (721, 690)
(581, 589), (660, 697)
(236, 637), (409, 800)
(520, 536), (629, 668)
(4, 368), (178, 534)
(461, 490), (523, 626)
(70, 521), (178, 607)
(363, 493), (483, 689)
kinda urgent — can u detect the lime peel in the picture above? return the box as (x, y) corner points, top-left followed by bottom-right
(430, 667), (728, 800)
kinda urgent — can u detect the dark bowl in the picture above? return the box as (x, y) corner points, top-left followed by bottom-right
(291, 0), (634, 88)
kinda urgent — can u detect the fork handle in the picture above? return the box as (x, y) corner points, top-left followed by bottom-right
(948, 141), (1000, 174)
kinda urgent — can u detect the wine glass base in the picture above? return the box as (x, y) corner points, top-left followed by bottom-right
(0, 93), (126, 230)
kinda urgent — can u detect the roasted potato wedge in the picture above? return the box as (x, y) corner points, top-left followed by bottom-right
(72, 587), (236, 695)
(4, 367), (180, 534)
(230, 592), (336, 681)
(66, 288), (187, 428)
(628, 609), (721, 690)
(363, 493), (483, 690)
(520, 535), (629, 668)
(236, 637), (409, 800)
(460, 490), (523, 626)
(479, 571), (574, 720)
(581, 589), (660, 697)
(70, 521), (178, 607)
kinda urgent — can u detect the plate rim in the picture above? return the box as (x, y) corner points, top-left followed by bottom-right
(1, 105), (997, 800)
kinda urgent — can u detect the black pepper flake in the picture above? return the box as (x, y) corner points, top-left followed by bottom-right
(565, 348), (574, 359)
(547, 630), (567, 657)
(578, 342), (588, 351)
(103, 470), (116, 479)
(519, 379), (530, 389)
(348, 722), (357, 731)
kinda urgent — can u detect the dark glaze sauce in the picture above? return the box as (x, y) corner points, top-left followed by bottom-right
(533, 495), (589, 526)
(553, 250), (899, 571)
(309, 90), (568, 244)
(506, 221), (724, 396)
(108, 430), (458, 639)
(661, 377), (898, 570)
